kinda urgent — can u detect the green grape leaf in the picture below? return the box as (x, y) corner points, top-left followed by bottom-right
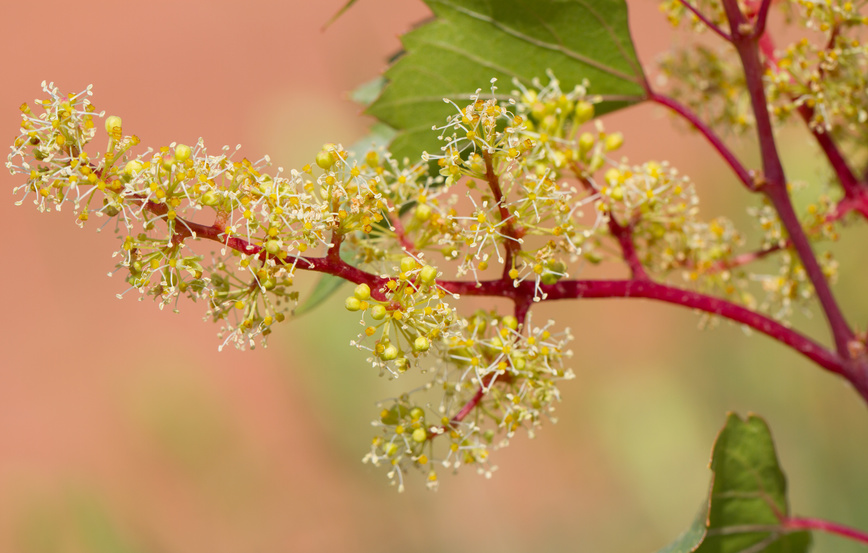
(657, 505), (708, 553)
(367, 0), (647, 163)
(697, 413), (811, 553)
(660, 414), (812, 553)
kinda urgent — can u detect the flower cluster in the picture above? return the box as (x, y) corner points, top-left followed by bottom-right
(346, 259), (457, 377)
(767, 0), (868, 167)
(362, 312), (574, 491)
(8, 68), (845, 489)
(658, 45), (754, 135)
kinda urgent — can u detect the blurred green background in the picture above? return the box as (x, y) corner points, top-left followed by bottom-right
(1, 1), (866, 552)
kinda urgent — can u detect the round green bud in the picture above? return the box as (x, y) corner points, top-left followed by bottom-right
(315, 144), (337, 170)
(419, 265), (437, 285)
(409, 407), (425, 421)
(541, 114), (558, 132)
(380, 404), (410, 425)
(201, 190), (221, 206)
(383, 442), (399, 457)
(547, 259), (567, 273)
(584, 250), (603, 264)
(174, 143), (192, 162)
(501, 315), (518, 331)
(345, 296), (362, 311)
(105, 115), (122, 135)
(123, 160), (143, 176)
(381, 344), (399, 361)
(370, 305), (387, 320)
(400, 256), (417, 274)
(354, 283), (371, 301)
(412, 428), (427, 443)
(574, 101), (595, 124)
(604, 132), (624, 151)
(265, 240), (281, 255)
(578, 132), (595, 154)
(414, 204), (432, 221)
(413, 336), (430, 353)
(262, 278), (277, 290)
(540, 270), (561, 286)
(510, 353), (527, 371)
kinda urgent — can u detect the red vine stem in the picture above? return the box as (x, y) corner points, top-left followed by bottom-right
(781, 517), (868, 545)
(140, 195), (854, 394)
(482, 150), (523, 279)
(573, 168), (649, 280)
(721, 0), (855, 357)
(754, 18), (864, 202)
(677, 0), (732, 40)
(646, 91), (756, 191)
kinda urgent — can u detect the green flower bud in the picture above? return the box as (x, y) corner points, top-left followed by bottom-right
(105, 115), (122, 135)
(200, 190), (221, 206)
(354, 283), (371, 300)
(345, 296), (362, 311)
(265, 240), (281, 255)
(174, 143), (192, 162)
(578, 132), (595, 154)
(413, 336), (430, 352)
(315, 144), (337, 170)
(419, 265), (437, 285)
(380, 404), (410, 425)
(400, 256), (417, 273)
(604, 132), (624, 151)
(123, 160), (143, 176)
(414, 204), (432, 221)
(381, 344), (399, 361)
(370, 305), (387, 320)
(501, 315), (518, 331)
(574, 101), (595, 124)
(412, 428), (427, 443)
(510, 353), (527, 371)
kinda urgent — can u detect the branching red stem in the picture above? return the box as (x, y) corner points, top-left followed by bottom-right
(677, 0), (732, 40)
(647, 91), (756, 191)
(721, 0), (854, 357)
(482, 151), (523, 279)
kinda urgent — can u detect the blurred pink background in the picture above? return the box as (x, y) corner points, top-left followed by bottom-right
(2, 1), (867, 552)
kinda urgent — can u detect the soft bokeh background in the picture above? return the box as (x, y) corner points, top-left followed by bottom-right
(1, 1), (867, 552)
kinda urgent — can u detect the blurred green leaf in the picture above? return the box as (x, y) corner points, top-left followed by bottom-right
(323, 0), (362, 30)
(657, 505), (707, 553)
(351, 76), (388, 106)
(367, 0), (647, 162)
(294, 247), (358, 317)
(661, 414), (812, 553)
(294, 273), (349, 317)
